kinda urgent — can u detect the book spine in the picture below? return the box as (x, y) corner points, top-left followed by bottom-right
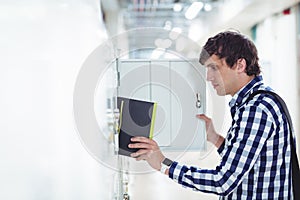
(149, 103), (157, 139)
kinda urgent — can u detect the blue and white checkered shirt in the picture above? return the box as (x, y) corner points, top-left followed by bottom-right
(169, 76), (294, 199)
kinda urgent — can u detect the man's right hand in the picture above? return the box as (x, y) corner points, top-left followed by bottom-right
(128, 136), (165, 171)
(196, 114), (225, 148)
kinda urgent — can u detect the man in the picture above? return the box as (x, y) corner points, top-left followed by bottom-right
(128, 31), (294, 199)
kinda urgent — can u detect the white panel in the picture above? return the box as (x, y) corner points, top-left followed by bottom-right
(119, 60), (150, 100)
(170, 60), (206, 151)
(150, 61), (172, 146)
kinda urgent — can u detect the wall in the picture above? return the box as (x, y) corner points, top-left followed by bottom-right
(0, 1), (115, 199)
(255, 5), (299, 155)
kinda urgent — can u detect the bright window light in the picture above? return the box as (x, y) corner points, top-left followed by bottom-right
(188, 24), (202, 41)
(185, 2), (204, 20)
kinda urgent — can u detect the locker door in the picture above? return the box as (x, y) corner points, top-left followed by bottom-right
(118, 60), (150, 100)
(170, 60), (206, 151)
(118, 60), (171, 146)
(150, 61), (172, 146)
(118, 59), (206, 151)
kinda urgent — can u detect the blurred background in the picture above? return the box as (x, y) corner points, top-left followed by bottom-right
(0, 0), (299, 199)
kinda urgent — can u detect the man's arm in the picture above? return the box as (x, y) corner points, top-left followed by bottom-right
(129, 114), (224, 172)
(169, 106), (273, 195)
(129, 106), (274, 195)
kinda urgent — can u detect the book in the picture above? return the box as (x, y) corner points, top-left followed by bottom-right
(117, 97), (157, 156)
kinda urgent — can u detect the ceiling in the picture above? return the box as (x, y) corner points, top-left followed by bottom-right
(101, 0), (300, 58)
(120, 0), (222, 29)
(102, 0), (223, 35)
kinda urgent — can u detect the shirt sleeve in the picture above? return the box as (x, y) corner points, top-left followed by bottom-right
(217, 140), (225, 156)
(168, 105), (274, 196)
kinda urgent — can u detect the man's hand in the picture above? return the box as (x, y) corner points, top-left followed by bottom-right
(196, 114), (224, 148)
(128, 137), (165, 171)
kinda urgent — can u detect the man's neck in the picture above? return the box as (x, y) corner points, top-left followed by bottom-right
(230, 75), (255, 96)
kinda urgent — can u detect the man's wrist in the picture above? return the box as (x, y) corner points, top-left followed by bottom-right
(215, 135), (225, 148)
(160, 164), (169, 174)
(160, 157), (173, 175)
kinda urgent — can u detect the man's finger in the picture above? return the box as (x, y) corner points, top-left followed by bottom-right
(131, 136), (157, 145)
(196, 114), (210, 121)
(136, 155), (147, 161)
(130, 149), (150, 158)
(128, 142), (152, 149)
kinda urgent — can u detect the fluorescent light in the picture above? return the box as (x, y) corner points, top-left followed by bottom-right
(185, 2), (204, 20)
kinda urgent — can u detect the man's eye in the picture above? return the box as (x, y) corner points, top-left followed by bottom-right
(211, 66), (217, 71)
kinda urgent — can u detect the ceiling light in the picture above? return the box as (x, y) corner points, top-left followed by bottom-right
(155, 38), (172, 48)
(176, 37), (186, 52)
(164, 20), (172, 31)
(185, 2), (204, 20)
(169, 27), (182, 40)
(155, 38), (163, 47)
(173, 3), (182, 12)
(204, 3), (212, 12)
(151, 48), (165, 59)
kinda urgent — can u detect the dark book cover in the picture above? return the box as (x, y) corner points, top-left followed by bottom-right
(117, 97), (157, 156)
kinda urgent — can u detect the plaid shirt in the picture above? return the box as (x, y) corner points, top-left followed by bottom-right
(169, 76), (294, 199)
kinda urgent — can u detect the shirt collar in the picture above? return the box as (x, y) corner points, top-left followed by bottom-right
(229, 75), (263, 108)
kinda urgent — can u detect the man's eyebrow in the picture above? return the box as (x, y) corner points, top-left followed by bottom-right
(206, 63), (218, 68)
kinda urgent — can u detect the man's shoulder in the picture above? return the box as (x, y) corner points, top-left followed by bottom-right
(245, 89), (282, 117)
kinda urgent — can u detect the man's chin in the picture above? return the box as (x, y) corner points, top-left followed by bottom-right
(216, 89), (226, 96)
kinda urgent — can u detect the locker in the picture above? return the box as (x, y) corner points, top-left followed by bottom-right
(118, 59), (206, 151)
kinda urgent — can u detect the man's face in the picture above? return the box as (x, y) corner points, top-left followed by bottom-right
(204, 55), (238, 96)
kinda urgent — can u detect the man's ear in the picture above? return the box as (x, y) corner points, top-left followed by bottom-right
(237, 58), (246, 73)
